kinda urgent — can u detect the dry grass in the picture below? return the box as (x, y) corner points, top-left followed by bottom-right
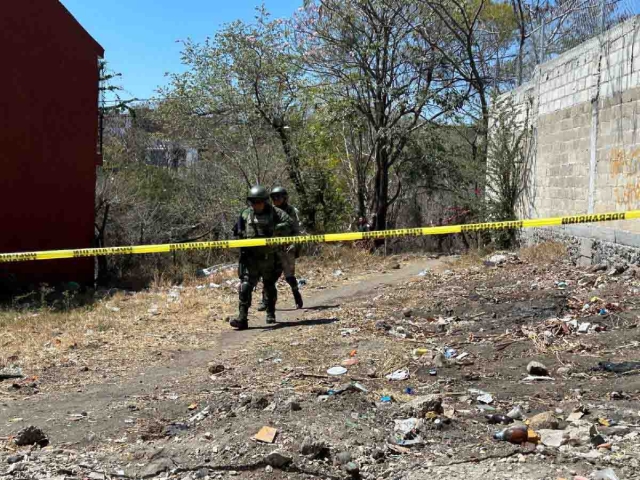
(446, 248), (487, 269)
(0, 269), (238, 381)
(519, 241), (567, 264)
(0, 247), (401, 384)
(446, 240), (568, 270)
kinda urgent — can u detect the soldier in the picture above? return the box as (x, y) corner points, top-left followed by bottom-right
(257, 186), (304, 310)
(230, 185), (293, 330)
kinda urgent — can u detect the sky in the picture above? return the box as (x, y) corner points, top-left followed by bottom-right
(59, 0), (303, 101)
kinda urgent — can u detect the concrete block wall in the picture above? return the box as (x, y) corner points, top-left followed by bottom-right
(499, 16), (640, 253)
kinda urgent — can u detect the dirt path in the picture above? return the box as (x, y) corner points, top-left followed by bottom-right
(0, 257), (444, 446)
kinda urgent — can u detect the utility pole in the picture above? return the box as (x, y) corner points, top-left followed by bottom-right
(539, 16), (546, 64)
(600, 0), (606, 34)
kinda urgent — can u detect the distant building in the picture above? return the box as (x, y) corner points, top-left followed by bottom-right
(0, 0), (104, 287)
(146, 139), (200, 169)
(104, 112), (201, 169)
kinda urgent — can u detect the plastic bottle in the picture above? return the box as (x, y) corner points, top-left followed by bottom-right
(493, 425), (528, 444)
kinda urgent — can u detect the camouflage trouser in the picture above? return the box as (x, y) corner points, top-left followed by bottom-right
(260, 248), (299, 306)
(238, 249), (282, 316)
(279, 248), (296, 277)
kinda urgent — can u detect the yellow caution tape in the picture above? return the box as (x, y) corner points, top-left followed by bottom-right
(0, 210), (638, 264)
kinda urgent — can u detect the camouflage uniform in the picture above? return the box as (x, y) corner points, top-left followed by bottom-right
(282, 203), (305, 301)
(230, 187), (293, 330)
(257, 187), (304, 310)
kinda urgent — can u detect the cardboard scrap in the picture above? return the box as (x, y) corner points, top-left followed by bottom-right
(253, 426), (278, 443)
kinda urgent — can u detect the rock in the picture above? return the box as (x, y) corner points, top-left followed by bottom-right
(402, 308), (412, 318)
(488, 254), (508, 265)
(250, 395), (270, 410)
(0, 367), (23, 380)
(609, 391), (625, 400)
(608, 264), (628, 276)
(6, 456), (23, 465)
(375, 321), (391, 331)
(528, 411), (559, 430)
(335, 451), (352, 465)
(300, 437), (329, 458)
(566, 411), (584, 423)
(264, 451), (292, 468)
(141, 458), (174, 478)
(372, 449), (385, 461)
(391, 263), (401, 270)
(557, 366), (572, 376)
(366, 368), (377, 378)
(88, 473), (105, 480)
(265, 465), (273, 473)
(593, 468), (620, 480)
(601, 426), (631, 437)
(538, 429), (566, 448)
(7, 463), (26, 474)
(164, 422), (189, 437)
(578, 322), (590, 333)
(195, 468), (208, 478)
(207, 364), (224, 375)
(402, 395), (443, 416)
(345, 462), (360, 477)
(527, 361), (549, 377)
(14, 426), (48, 447)
(589, 263), (607, 273)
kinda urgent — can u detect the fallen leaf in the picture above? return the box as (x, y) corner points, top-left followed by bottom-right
(188, 403), (198, 411)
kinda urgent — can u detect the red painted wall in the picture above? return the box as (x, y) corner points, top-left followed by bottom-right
(0, 1), (104, 287)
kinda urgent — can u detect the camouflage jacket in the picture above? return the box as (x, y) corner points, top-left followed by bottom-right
(233, 204), (293, 258)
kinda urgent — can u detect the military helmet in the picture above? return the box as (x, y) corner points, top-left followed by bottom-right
(270, 186), (288, 198)
(247, 185), (269, 201)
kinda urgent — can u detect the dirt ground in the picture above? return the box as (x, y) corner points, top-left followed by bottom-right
(1, 244), (640, 480)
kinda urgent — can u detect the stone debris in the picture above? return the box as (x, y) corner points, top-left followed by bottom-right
(141, 458), (174, 478)
(14, 426), (48, 447)
(526, 361), (549, 377)
(528, 411), (560, 430)
(263, 450), (292, 468)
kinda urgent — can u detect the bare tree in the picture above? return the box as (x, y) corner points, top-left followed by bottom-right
(296, 0), (456, 232)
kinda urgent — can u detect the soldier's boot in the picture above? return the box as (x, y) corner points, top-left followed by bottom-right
(229, 306), (249, 330)
(265, 298), (277, 324)
(264, 280), (277, 325)
(257, 288), (267, 311)
(286, 276), (303, 309)
(230, 279), (252, 330)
